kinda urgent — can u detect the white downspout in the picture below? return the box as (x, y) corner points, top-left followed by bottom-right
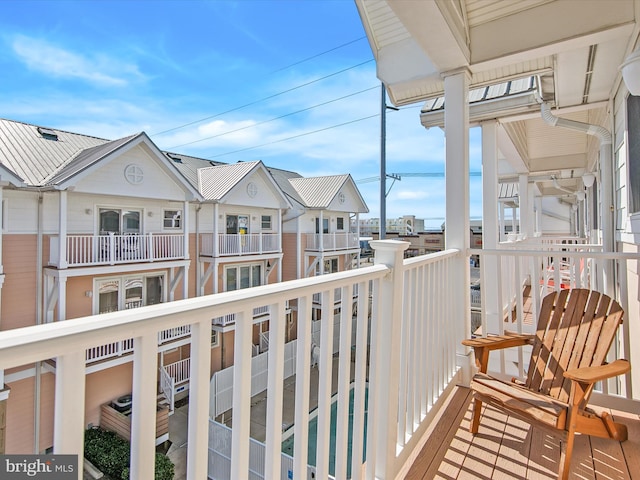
(541, 103), (614, 294)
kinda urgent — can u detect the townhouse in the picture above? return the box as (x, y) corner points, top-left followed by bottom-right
(0, 118), (367, 454)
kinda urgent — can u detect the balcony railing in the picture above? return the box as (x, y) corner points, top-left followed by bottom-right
(200, 233), (280, 257)
(1, 240), (634, 479)
(49, 233), (185, 267)
(306, 232), (359, 251)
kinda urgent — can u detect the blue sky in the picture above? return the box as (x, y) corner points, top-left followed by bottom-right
(0, 0), (482, 226)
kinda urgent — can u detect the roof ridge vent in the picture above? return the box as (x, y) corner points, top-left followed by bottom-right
(37, 126), (58, 141)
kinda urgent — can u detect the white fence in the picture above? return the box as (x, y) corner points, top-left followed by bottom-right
(208, 421), (316, 480)
(210, 340), (298, 419)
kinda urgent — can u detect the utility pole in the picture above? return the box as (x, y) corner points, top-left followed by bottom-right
(380, 83), (398, 240)
(380, 84), (387, 239)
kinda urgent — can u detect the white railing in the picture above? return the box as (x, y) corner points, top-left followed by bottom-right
(164, 358), (191, 386)
(212, 305), (271, 326)
(306, 232), (359, 251)
(158, 325), (191, 344)
(0, 241), (470, 480)
(159, 364), (175, 415)
(200, 233), (280, 257)
(49, 233), (185, 267)
(85, 338), (134, 363)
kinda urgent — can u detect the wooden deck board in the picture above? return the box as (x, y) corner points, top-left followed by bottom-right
(406, 386), (640, 479)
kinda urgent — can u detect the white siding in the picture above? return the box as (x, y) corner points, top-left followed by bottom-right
(73, 145), (188, 201)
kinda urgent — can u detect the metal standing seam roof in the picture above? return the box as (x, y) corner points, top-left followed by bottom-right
(164, 152), (225, 190)
(197, 161), (262, 200)
(267, 167), (305, 207)
(0, 118), (109, 186)
(288, 175), (350, 208)
(45, 134), (139, 185)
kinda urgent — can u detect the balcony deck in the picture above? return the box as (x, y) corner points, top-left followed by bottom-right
(406, 386), (640, 480)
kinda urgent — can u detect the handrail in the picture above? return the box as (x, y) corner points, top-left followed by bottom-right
(0, 263), (389, 369)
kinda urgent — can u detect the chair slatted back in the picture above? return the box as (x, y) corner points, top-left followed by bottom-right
(525, 289), (624, 403)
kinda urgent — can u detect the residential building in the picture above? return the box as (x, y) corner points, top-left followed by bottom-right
(0, 118), (365, 456)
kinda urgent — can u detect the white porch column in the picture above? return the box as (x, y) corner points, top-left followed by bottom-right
(58, 191), (68, 269)
(183, 200), (189, 259)
(213, 203), (219, 258)
(277, 209), (282, 283)
(318, 212), (324, 275)
(56, 277), (67, 321)
(129, 333), (158, 479)
(481, 121), (500, 335)
(443, 69), (471, 371)
(186, 318), (212, 478)
(296, 216), (302, 279)
(535, 196), (543, 235)
(519, 174), (531, 238)
(53, 350), (85, 477)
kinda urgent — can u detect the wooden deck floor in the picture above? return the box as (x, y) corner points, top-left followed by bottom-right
(406, 386), (640, 480)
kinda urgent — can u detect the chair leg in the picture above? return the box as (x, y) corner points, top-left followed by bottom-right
(470, 398), (482, 434)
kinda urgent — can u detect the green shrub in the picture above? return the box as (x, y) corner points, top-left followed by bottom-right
(84, 427), (174, 480)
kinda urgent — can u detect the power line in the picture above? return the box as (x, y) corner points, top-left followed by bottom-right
(270, 36), (367, 74)
(206, 114), (379, 159)
(151, 59), (374, 137)
(167, 86), (379, 150)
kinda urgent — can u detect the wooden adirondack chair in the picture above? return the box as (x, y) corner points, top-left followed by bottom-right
(462, 289), (630, 480)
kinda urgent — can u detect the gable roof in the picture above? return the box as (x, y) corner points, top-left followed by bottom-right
(198, 160), (291, 208)
(0, 119), (201, 199)
(45, 134), (139, 185)
(289, 174), (368, 212)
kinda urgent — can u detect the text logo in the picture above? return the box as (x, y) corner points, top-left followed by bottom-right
(0, 455), (77, 479)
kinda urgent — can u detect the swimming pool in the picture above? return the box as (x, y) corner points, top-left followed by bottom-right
(281, 386), (368, 478)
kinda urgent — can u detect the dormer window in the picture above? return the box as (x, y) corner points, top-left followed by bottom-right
(37, 127), (58, 141)
(167, 153), (182, 163)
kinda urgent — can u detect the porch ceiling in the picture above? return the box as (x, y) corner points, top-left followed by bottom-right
(357, 0), (638, 196)
(357, 0), (637, 108)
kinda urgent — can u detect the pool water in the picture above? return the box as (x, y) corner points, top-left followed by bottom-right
(281, 386), (368, 478)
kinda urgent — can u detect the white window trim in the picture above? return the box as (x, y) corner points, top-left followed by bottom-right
(261, 214), (273, 231)
(162, 209), (182, 230)
(223, 262), (264, 292)
(93, 272), (166, 314)
(211, 329), (220, 348)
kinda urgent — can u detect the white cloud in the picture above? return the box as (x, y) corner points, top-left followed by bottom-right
(10, 35), (145, 86)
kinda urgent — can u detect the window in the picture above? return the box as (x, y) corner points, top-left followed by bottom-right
(99, 208), (141, 234)
(628, 95), (640, 213)
(316, 257), (339, 274)
(211, 330), (219, 347)
(227, 214), (249, 234)
(95, 274), (164, 314)
(163, 209), (181, 229)
(336, 217), (344, 230)
(315, 217), (329, 234)
(225, 264), (262, 291)
(261, 215), (272, 230)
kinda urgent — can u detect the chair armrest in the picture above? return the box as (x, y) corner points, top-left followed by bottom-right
(462, 332), (535, 351)
(462, 332), (535, 373)
(564, 359), (630, 384)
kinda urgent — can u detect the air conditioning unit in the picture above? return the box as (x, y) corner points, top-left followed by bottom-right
(111, 393), (132, 413)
